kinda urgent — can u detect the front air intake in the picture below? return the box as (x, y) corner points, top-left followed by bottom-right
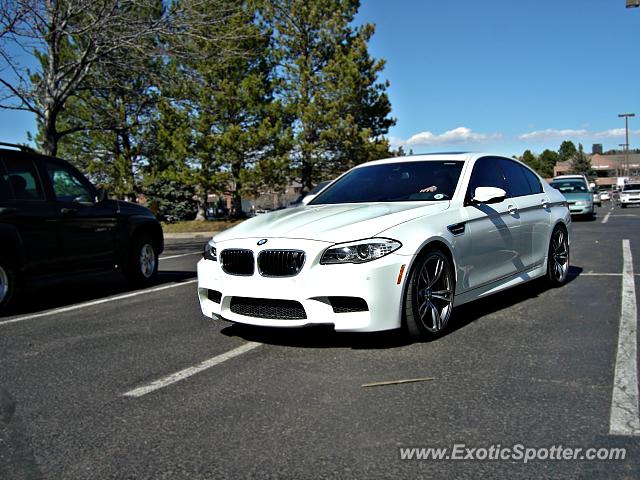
(230, 297), (307, 320)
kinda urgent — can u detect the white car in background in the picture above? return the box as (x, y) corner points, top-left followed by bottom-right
(198, 153), (571, 339)
(620, 183), (640, 208)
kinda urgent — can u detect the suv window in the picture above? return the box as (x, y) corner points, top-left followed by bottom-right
(0, 161), (11, 201)
(1, 156), (45, 201)
(498, 159), (531, 197)
(45, 161), (94, 203)
(467, 157), (507, 202)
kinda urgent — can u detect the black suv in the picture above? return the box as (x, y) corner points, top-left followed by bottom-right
(0, 143), (163, 312)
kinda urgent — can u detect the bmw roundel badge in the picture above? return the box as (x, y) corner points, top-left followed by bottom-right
(257, 239), (268, 246)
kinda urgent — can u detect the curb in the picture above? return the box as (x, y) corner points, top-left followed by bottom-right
(163, 231), (220, 239)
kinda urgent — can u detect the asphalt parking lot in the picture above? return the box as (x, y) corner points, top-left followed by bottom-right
(1, 204), (639, 479)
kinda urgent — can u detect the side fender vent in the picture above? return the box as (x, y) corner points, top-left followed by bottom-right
(447, 222), (466, 236)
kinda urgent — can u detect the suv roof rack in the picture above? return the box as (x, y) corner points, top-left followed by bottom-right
(0, 142), (36, 153)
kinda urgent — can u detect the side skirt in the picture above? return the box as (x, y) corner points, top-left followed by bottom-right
(453, 263), (547, 307)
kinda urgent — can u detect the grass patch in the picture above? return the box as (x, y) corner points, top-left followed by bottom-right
(161, 219), (244, 234)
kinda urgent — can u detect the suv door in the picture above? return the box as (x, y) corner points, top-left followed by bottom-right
(461, 156), (524, 291)
(40, 158), (118, 271)
(497, 159), (551, 270)
(0, 152), (62, 275)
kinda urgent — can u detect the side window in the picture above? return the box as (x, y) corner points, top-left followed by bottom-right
(467, 157), (507, 201)
(521, 166), (543, 194)
(498, 159), (531, 198)
(45, 162), (94, 203)
(2, 156), (45, 201)
(0, 159), (12, 201)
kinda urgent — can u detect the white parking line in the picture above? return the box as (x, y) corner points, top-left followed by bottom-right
(0, 279), (198, 328)
(160, 252), (201, 260)
(123, 342), (262, 398)
(609, 239), (640, 436)
(602, 212), (611, 224)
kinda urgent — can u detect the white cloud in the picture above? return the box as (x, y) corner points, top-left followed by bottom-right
(591, 128), (640, 138)
(517, 129), (588, 141)
(518, 127), (640, 141)
(394, 127), (502, 147)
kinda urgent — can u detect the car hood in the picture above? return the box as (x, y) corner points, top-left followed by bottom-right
(215, 202), (450, 243)
(560, 192), (591, 202)
(107, 199), (156, 217)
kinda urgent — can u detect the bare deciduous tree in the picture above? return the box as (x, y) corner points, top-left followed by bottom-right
(0, 0), (244, 156)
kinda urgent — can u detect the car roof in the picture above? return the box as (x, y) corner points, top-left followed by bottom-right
(354, 152), (496, 168)
(552, 175), (586, 180)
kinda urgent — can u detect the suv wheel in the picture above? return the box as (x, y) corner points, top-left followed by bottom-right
(0, 257), (15, 313)
(126, 236), (158, 286)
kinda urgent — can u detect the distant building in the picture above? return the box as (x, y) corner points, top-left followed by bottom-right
(553, 153), (640, 186)
(592, 144), (603, 155)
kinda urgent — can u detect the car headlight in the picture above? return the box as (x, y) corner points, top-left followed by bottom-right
(320, 238), (402, 264)
(203, 239), (217, 261)
(574, 200), (585, 206)
(621, 194), (630, 200)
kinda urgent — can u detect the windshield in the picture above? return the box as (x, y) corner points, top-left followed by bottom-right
(622, 183), (640, 191)
(550, 179), (588, 193)
(310, 161), (464, 204)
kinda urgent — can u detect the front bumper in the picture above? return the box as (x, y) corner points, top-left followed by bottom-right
(196, 238), (411, 332)
(568, 203), (593, 215)
(621, 196), (640, 205)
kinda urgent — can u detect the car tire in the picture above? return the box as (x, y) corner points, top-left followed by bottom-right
(0, 257), (16, 314)
(546, 226), (570, 287)
(621, 204), (627, 209)
(125, 235), (159, 286)
(404, 249), (455, 340)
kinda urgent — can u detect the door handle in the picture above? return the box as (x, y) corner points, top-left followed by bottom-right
(507, 205), (518, 215)
(0, 207), (16, 216)
(60, 207), (78, 216)
(541, 200), (549, 209)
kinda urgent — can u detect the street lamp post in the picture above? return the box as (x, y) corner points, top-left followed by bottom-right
(618, 113), (635, 176)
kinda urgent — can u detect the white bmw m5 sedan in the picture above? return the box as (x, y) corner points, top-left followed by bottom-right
(197, 153), (571, 339)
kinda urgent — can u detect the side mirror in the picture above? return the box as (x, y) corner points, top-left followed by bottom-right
(95, 188), (108, 203)
(472, 186), (507, 204)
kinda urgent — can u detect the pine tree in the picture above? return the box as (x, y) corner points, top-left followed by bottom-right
(155, 0), (289, 218)
(263, 0), (395, 192)
(571, 143), (593, 176)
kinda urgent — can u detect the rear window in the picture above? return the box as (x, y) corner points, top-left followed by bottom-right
(1, 156), (45, 201)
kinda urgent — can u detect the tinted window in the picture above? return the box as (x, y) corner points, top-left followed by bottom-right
(45, 162), (94, 203)
(0, 159), (11, 201)
(498, 159), (531, 197)
(522, 166), (543, 193)
(2, 156), (45, 201)
(622, 183), (640, 191)
(311, 161), (464, 204)
(467, 157), (507, 201)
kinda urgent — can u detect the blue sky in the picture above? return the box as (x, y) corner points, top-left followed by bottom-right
(355, 0), (640, 156)
(2, 1), (639, 158)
